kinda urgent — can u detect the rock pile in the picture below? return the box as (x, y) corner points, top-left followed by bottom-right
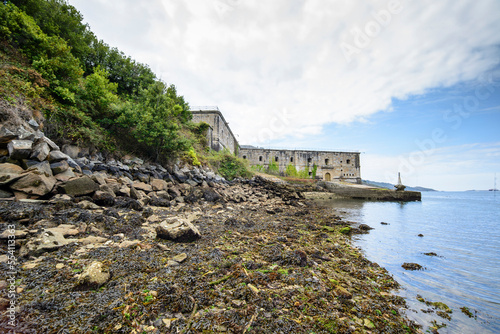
(0, 125), (303, 208)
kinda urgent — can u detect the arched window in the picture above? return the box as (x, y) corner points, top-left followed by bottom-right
(242, 155), (247, 159)
(325, 159), (329, 165)
(275, 156), (279, 162)
(259, 156), (263, 162)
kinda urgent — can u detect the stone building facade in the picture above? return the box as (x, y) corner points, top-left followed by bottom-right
(191, 107), (239, 155)
(191, 107), (361, 183)
(239, 147), (361, 183)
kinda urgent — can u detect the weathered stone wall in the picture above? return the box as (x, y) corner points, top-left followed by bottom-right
(191, 108), (239, 155)
(239, 148), (361, 183)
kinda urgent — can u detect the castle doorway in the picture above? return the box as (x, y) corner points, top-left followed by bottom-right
(324, 173), (331, 181)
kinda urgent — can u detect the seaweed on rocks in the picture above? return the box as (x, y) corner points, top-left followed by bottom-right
(0, 179), (422, 334)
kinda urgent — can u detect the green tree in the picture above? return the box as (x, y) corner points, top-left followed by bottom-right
(77, 65), (118, 125)
(117, 81), (191, 161)
(0, 3), (83, 102)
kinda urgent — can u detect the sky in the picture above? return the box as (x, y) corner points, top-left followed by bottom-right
(67, 0), (500, 191)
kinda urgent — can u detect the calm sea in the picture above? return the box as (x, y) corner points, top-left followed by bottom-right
(316, 191), (500, 334)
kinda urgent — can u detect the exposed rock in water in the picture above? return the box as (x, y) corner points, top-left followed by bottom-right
(402, 262), (424, 270)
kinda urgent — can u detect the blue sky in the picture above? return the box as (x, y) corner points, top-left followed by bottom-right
(67, 0), (500, 191)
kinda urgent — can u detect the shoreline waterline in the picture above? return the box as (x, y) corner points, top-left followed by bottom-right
(311, 191), (500, 334)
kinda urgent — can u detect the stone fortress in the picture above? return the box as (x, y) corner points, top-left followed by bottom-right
(191, 107), (361, 184)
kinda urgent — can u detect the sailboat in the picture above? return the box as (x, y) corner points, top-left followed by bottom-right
(489, 173), (498, 191)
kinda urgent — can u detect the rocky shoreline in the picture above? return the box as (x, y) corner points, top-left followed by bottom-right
(0, 126), (423, 333)
(0, 177), (423, 333)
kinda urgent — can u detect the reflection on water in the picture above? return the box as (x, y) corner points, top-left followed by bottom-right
(315, 192), (500, 334)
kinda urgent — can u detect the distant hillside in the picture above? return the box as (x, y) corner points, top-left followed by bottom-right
(363, 180), (437, 192)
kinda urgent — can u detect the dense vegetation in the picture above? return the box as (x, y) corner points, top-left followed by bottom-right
(0, 0), (197, 164)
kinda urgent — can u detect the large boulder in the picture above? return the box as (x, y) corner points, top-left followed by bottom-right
(7, 140), (33, 160)
(156, 219), (201, 242)
(61, 176), (99, 196)
(10, 172), (56, 197)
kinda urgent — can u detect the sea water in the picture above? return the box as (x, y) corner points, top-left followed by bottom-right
(317, 191), (500, 333)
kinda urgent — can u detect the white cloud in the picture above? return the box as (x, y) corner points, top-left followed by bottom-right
(68, 0), (500, 145)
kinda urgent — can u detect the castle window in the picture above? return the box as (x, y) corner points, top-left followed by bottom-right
(346, 159), (351, 164)
(275, 156), (279, 162)
(290, 157), (293, 162)
(308, 158), (312, 163)
(259, 156), (263, 162)
(242, 155), (247, 159)
(325, 158), (329, 165)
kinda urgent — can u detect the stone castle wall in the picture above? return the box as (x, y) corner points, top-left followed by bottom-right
(191, 108), (239, 155)
(191, 108), (361, 183)
(239, 148), (361, 183)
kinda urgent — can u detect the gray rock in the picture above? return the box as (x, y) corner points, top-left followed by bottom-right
(156, 219), (201, 242)
(92, 173), (107, 186)
(50, 160), (69, 175)
(24, 229), (74, 256)
(7, 140), (33, 160)
(10, 172), (56, 197)
(37, 136), (59, 151)
(30, 141), (50, 162)
(66, 157), (82, 174)
(99, 184), (116, 196)
(33, 130), (44, 141)
(93, 191), (115, 206)
(16, 127), (35, 141)
(28, 119), (40, 130)
(172, 253), (187, 263)
(151, 178), (168, 191)
(132, 181), (153, 193)
(54, 168), (76, 181)
(46, 224), (79, 237)
(76, 261), (110, 288)
(27, 161), (53, 177)
(47, 150), (69, 162)
(0, 127), (17, 144)
(186, 179), (198, 187)
(61, 176), (99, 196)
